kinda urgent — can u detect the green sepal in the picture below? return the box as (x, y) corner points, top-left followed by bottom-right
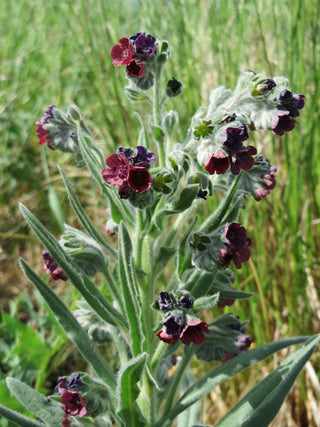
(58, 165), (117, 259)
(5, 378), (63, 426)
(116, 353), (147, 427)
(19, 203), (128, 330)
(154, 125), (165, 143)
(172, 185), (199, 211)
(193, 293), (220, 313)
(216, 334), (320, 427)
(19, 259), (117, 392)
(0, 403), (44, 427)
(118, 222), (144, 357)
(165, 336), (311, 422)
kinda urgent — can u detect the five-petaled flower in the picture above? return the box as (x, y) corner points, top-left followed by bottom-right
(61, 391), (87, 417)
(217, 223), (252, 269)
(110, 38), (134, 66)
(180, 320), (209, 345)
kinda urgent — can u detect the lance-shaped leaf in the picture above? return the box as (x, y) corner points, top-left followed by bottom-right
(117, 353), (147, 426)
(6, 378), (63, 426)
(216, 334), (320, 427)
(58, 165), (117, 259)
(19, 203), (128, 330)
(193, 293), (220, 313)
(19, 259), (117, 392)
(177, 368), (201, 427)
(0, 403), (44, 427)
(165, 336), (310, 422)
(77, 124), (134, 226)
(118, 222), (144, 356)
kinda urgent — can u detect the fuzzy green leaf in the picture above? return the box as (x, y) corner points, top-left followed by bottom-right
(117, 353), (147, 426)
(6, 378), (62, 426)
(19, 258), (117, 392)
(193, 293), (220, 313)
(19, 203), (127, 330)
(177, 368), (201, 427)
(177, 216), (198, 279)
(166, 336), (311, 422)
(0, 404), (44, 427)
(118, 222), (144, 357)
(58, 165), (117, 259)
(216, 334), (320, 427)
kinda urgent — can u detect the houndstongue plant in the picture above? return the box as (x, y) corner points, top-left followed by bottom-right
(1, 32), (318, 427)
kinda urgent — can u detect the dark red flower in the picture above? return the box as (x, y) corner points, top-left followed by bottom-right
(126, 59), (145, 78)
(127, 167), (152, 193)
(271, 110), (297, 136)
(229, 145), (257, 175)
(180, 320), (209, 345)
(156, 329), (179, 345)
(221, 125), (249, 152)
(61, 391), (87, 417)
(111, 38), (134, 66)
(101, 152), (130, 186)
(205, 151), (230, 175)
(217, 223), (252, 269)
(42, 250), (68, 281)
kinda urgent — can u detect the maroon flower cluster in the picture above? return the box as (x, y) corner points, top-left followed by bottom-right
(101, 146), (154, 198)
(42, 250), (68, 281)
(35, 105), (55, 148)
(272, 90), (305, 136)
(56, 375), (86, 426)
(255, 164), (277, 201)
(217, 223), (252, 269)
(157, 318), (209, 346)
(111, 32), (156, 79)
(205, 125), (257, 176)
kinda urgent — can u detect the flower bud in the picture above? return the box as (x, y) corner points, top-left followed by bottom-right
(162, 110), (179, 135)
(251, 78), (276, 96)
(165, 77), (182, 97)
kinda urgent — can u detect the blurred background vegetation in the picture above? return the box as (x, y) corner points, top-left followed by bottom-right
(1, 0), (319, 425)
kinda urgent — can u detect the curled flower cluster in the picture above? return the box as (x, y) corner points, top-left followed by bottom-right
(205, 124), (257, 176)
(217, 223), (252, 269)
(56, 375), (87, 425)
(42, 250), (68, 281)
(111, 32), (157, 80)
(155, 292), (209, 346)
(101, 146), (154, 198)
(35, 105), (55, 148)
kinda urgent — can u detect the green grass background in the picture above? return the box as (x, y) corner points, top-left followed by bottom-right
(1, 0), (320, 425)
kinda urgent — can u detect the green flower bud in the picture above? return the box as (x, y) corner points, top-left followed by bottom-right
(162, 110), (179, 135)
